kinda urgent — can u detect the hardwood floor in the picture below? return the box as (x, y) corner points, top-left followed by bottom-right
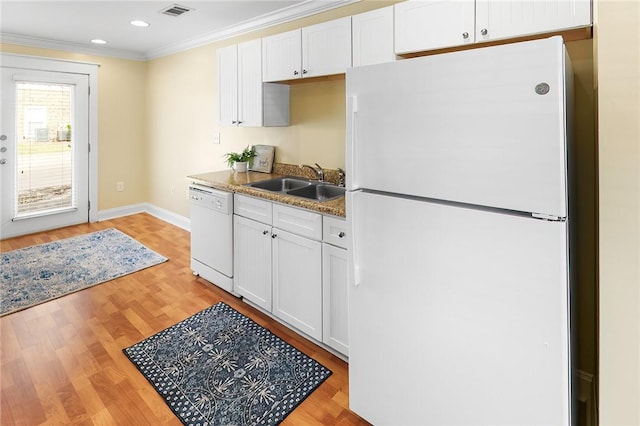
(0, 213), (370, 426)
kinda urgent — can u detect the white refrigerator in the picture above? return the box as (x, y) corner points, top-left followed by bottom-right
(346, 36), (574, 425)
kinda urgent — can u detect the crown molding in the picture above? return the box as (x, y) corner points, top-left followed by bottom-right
(145, 0), (360, 59)
(1, 0), (361, 62)
(0, 33), (147, 61)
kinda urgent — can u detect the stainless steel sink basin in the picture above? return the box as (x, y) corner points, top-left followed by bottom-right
(287, 183), (346, 202)
(247, 177), (313, 192)
(244, 177), (345, 202)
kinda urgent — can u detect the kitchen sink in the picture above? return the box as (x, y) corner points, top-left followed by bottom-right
(248, 177), (313, 192)
(244, 177), (345, 202)
(286, 184), (346, 201)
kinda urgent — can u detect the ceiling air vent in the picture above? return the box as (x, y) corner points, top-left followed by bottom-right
(160, 4), (194, 17)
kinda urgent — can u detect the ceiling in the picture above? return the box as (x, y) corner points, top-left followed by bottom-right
(0, 0), (357, 60)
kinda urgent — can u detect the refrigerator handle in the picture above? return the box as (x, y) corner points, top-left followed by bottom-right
(346, 95), (358, 191)
(347, 190), (361, 287)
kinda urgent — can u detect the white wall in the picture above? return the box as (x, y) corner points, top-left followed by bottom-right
(595, 0), (640, 424)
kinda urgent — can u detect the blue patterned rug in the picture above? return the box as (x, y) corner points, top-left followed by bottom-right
(0, 228), (168, 316)
(124, 302), (332, 426)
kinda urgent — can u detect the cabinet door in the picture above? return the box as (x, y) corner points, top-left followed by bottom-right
(234, 215), (272, 311)
(322, 243), (348, 355)
(272, 229), (322, 340)
(302, 16), (352, 78)
(237, 39), (263, 127)
(476, 0), (592, 42)
(352, 6), (395, 67)
(262, 29), (302, 82)
(217, 44), (238, 126)
(394, 0), (475, 54)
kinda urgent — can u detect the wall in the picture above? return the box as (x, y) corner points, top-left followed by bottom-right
(594, 0), (640, 424)
(0, 43), (148, 211)
(566, 39), (598, 383)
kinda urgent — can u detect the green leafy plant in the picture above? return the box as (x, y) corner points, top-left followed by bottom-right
(223, 145), (257, 168)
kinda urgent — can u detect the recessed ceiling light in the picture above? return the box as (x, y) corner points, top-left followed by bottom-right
(91, 39), (107, 45)
(130, 20), (150, 27)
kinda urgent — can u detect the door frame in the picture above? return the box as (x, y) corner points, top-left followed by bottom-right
(1, 53), (98, 226)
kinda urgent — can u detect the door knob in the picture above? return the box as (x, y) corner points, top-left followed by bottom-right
(338, 231), (346, 238)
(271, 233), (277, 239)
(462, 32), (469, 39)
(263, 230), (269, 235)
(0, 135), (7, 141)
(0, 159), (7, 165)
(0, 147), (6, 153)
(480, 28), (488, 36)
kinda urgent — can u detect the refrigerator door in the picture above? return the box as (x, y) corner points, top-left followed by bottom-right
(347, 191), (571, 425)
(346, 36), (568, 218)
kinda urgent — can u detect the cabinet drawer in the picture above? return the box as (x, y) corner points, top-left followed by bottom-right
(234, 194), (272, 224)
(323, 215), (348, 249)
(273, 204), (322, 240)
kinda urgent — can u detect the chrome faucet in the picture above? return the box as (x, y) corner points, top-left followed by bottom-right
(301, 163), (325, 181)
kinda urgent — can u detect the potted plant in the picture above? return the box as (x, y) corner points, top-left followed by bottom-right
(223, 145), (257, 172)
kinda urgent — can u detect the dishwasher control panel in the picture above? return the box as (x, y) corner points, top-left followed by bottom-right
(189, 184), (232, 214)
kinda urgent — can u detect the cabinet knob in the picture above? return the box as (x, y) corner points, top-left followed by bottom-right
(231, 120), (237, 124)
(302, 69), (308, 75)
(263, 230), (269, 235)
(480, 28), (488, 36)
(338, 231), (346, 238)
(293, 70), (299, 75)
(462, 32), (469, 39)
(271, 233), (278, 239)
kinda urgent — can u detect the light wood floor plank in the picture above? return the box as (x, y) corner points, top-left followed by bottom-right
(0, 213), (370, 425)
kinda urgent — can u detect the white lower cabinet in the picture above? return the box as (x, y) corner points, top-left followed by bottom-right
(322, 215), (349, 356)
(234, 195), (324, 342)
(273, 228), (322, 340)
(322, 242), (348, 355)
(234, 214), (272, 311)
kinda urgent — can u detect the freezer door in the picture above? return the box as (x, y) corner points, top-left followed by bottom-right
(346, 36), (568, 218)
(347, 191), (571, 425)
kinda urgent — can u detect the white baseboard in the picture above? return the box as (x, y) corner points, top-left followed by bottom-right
(97, 203), (147, 221)
(97, 203), (190, 231)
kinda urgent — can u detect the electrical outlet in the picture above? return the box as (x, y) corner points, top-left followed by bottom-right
(213, 132), (221, 144)
(116, 181), (124, 192)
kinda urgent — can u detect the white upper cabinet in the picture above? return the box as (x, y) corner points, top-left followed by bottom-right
(395, 0), (475, 54)
(395, 0), (592, 55)
(262, 29), (302, 82)
(262, 16), (352, 82)
(352, 6), (395, 67)
(475, 0), (592, 43)
(218, 39), (289, 127)
(302, 16), (352, 78)
(218, 44), (239, 126)
(237, 40), (264, 127)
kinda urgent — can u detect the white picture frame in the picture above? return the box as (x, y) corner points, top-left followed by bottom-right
(249, 145), (275, 173)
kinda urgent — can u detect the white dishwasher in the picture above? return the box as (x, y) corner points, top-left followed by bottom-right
(189, 184), (234, 293)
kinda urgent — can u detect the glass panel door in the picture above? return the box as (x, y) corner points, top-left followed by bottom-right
(1, 68), (89, 239)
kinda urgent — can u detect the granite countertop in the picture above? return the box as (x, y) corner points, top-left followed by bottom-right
(187, 165), (346, 217)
